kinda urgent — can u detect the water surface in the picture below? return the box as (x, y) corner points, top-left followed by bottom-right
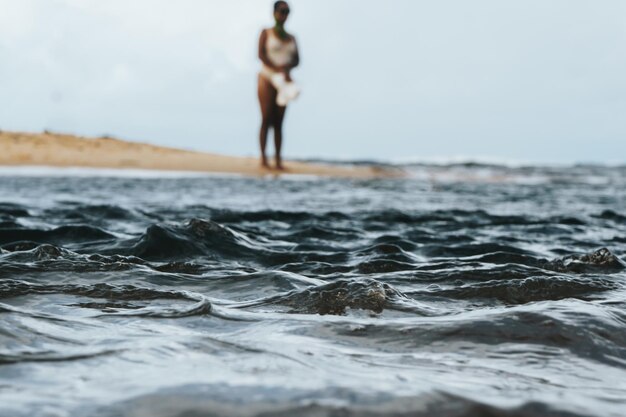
(1, 164), (625, 417)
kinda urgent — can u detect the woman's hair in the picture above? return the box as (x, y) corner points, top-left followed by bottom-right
(274, 1), (288, 11)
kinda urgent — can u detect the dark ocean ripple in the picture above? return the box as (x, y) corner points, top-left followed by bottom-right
(1, 164), (626, 417)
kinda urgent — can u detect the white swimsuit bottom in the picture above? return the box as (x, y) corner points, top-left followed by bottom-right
(260, 66), (300, 107)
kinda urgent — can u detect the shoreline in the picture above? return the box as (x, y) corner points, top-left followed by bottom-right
(0, 131), (401, 179)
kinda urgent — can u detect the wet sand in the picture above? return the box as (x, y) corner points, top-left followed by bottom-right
(0, 131), (396, 178)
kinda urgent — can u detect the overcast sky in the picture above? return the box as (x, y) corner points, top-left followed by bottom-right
(1, 0), (625, 164)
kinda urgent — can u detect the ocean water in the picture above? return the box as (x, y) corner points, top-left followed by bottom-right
(1, 163), (625, 417)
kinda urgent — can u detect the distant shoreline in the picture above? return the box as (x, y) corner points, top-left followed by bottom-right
(0, 131), (400, 179)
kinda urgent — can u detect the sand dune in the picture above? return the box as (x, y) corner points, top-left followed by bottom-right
(0, 131), (398, 178)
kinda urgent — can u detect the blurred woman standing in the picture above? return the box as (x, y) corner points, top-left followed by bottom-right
(258, 1), (300, 170)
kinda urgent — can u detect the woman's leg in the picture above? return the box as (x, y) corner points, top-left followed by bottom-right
(272, 105), (287, 170)
(258, 74), (278, 168)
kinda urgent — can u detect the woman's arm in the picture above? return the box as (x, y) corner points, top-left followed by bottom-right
(283, 37), (299, 81)
(258, 29), (280, 70)
(290, 37), (300, 69)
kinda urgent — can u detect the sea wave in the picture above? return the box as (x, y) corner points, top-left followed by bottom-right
(1, 168), (625, 417)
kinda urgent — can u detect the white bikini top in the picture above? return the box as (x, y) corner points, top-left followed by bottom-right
(265, 29), (297, 68)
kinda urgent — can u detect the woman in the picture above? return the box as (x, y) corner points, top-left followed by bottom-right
(258, 1), (300, 170)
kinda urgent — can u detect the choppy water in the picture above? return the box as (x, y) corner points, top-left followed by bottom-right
(1, 163), (625, 417)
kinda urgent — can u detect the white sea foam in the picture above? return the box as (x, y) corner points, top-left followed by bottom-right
(0, 165), (330, 181)
(0, 166), (234, 178)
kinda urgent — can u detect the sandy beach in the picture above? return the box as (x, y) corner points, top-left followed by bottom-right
(0, 131), (395, 178)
